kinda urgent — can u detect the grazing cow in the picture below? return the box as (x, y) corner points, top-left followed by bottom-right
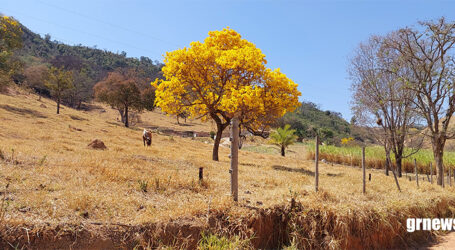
(143, 129), (152, 146)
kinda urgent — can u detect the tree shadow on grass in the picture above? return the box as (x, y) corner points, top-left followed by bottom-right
(240, 162), (261, 168)
(272, 165), (344, 178)
(176, 123), (194, 127)
(272, 165), (315, 176)
(326, 172), (344, 177)
(0, 104), (47, 118)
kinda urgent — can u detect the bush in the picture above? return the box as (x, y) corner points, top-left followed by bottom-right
(198, 233), (251, 250)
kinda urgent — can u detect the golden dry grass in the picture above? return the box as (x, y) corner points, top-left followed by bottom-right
(2, 90), (455, 248)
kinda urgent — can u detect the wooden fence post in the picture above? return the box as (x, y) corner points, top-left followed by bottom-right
(415, 159), (419, 187)
(450, 168), (452, 187)
(430, 163), (433, 184)
(199, 167), (203, 182)
(230, 117), (239, 202)
(444, 164), (446, 188)
(362, 147), (366, 194)
(369, 173), (371, 181)
(426, 173), (430, 182)
(315, 135), (319, 192)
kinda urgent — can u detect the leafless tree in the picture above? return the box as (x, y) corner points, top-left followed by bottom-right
(385, 17), (455, 186)
(350, 34), (421, 189)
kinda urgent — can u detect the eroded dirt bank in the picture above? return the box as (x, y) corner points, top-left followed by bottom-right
(0, 199), (449, 249)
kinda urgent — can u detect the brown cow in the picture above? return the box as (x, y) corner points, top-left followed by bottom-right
(143, 129), (152, 146)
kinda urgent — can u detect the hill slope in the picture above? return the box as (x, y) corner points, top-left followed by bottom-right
(18, 24), (162, 80)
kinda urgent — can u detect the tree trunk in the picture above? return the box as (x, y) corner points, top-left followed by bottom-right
(124, 105), (129, 128)
(212, 122), (224, 161)
(396, 157), (402, 178)
(56, 96), (60, 114)
(238, 126), (243, 149)
(435, 149), (444, 186)
(281, 145), (285, 157)
(118, 109), (125, 123)
(433, 136), (445, 186)
(385, 150), (390, 176)
(391, 165), (402, 192)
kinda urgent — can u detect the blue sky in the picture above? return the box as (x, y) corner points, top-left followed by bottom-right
(2, 0), (455, 119)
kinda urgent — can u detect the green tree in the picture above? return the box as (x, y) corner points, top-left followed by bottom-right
(45, 66), (74, 114)
(318, 127), (334, 144)
(65, 68), (93, 109)
(140, 86), (156, 112)
(269, 124), (298, 157)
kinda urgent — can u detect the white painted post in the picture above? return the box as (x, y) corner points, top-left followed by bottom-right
(230, 117), (239, 202)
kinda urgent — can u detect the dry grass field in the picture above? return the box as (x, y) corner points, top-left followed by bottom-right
(2, 89), (455, 248)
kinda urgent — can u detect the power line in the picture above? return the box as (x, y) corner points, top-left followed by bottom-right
(35, 0), (180, 47)
(2, 8), (166, 59)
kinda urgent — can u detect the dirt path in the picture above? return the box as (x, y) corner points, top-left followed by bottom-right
(424, 232), (455, 249)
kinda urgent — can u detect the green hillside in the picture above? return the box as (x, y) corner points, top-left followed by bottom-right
(11, 23), (162, 108)
(278, 101), (351, 144)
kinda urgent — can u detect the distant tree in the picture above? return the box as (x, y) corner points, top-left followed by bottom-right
(350, 116), (357, 126)
(93, 69), (144, 127)
(45, 66), (74, 114)
(50, 55), (83, 71)
(269, 124), (298, 157)
(153, 28), (301, 161)
(44, 34), (51, 43)
(0, 15), (22, 89)
(318, 127), (334, 144)
(140, 86), (156, 112)
(384, 18), (455, 186)
(65, 68), (93, 109)
(24, 64), (50, 98)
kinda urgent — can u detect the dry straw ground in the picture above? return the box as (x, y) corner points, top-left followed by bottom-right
(2, 89), (455, 248)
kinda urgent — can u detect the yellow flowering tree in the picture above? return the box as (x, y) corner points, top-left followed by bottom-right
(340, 137), (354, 146)
(0, 15), (22, 88)
(153, 27), (301, 161)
